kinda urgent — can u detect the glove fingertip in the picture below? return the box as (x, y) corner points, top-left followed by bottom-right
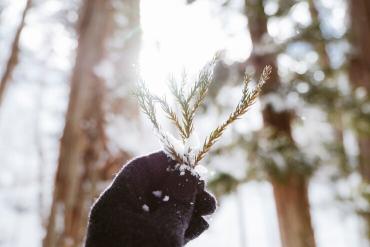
(184, 216), (209, 243)
(194, 191), (217, 216)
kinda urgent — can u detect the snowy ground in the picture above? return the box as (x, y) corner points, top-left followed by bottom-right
(190, 180), (367, 247)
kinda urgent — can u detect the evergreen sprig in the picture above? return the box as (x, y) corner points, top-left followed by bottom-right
(134, 81), (187, 164)
(187, 58), (216, 133)
(153, 95), (187, 140)
(195, 65), (272, 164)
(135, 59), (271, 167)
(169, 78), (193, 139)
(134, 81), (160, 130)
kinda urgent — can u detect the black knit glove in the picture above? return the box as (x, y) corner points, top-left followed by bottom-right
(84, 151), (216, 247)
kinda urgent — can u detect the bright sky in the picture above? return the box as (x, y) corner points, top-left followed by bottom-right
(139, 0), (251, 94)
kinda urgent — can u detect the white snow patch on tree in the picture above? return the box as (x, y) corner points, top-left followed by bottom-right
(194, 165), (208, 180)
(261, 92), (301, 112)
(142, 204), (150, 212)
(162, 131), (200, 166)
(152, 190), (162, 198)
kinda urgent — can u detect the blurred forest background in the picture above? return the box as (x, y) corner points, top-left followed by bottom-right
(0, 0), (369, 246)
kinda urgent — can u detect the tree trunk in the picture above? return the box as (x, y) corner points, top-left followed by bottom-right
(348, 0), (370, 239)
(43, 1), (114, 247)
(349, 0), (370, 181)
(271, 174), (315, 247)
(349, 0), (370, 91)
(244, 1), (316, 247)
(0, 0), (32, 106)
(307, 0), (330, 70)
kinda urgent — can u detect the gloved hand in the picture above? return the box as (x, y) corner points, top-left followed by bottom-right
(84, 151), (216, 247)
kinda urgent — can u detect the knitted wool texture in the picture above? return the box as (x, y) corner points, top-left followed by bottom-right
(84, 151), (216, 247)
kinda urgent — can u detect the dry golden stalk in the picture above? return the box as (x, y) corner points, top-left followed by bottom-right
(187, 59), (216, 130)
(153, 95), (187, 140)
(162, 138), (186, 164)
(169, 56), (217, 139)
(195, 65), (272, 165)
(134, 81), (160, 131)
(169, 79), (193, 139)
(134, 82), (187, 164)
(135, 58), (271, 167)
(185, 55), (218, 105)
